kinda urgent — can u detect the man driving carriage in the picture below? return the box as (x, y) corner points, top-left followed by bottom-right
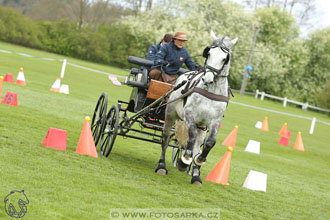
(149, 32), (199, 84)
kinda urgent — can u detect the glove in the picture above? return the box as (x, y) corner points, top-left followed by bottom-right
(195, 64), (204, 71)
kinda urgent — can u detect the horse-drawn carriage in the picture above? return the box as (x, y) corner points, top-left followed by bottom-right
(90, 31), (238, 185)
(91, 56), (187, 161)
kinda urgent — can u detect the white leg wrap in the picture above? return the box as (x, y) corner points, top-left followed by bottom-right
(181, 155), (192, 165)
(194, 153), (206, 166)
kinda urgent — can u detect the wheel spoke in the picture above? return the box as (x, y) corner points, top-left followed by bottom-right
(91, 93), (108, 147)
(100, 105), (119, 157)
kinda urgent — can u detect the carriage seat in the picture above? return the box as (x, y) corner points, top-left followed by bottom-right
(126, 56), (188, 113)
(127, 56), (189, 76)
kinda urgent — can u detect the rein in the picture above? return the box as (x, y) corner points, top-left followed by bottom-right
(154, 41), (233, 110)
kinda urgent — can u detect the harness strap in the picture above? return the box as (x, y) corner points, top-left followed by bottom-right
(167, 86), (230, 106)
(192, 87), (229, 102)
(181, 70), (204, 95)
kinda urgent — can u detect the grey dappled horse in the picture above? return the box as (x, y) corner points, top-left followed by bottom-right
(155, 31), (238, 185)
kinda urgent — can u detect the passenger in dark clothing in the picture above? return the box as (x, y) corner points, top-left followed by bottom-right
(146, 34), (173, 61)
(149, 32), (197, 84)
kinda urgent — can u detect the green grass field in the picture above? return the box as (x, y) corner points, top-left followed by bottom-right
(0, 41), (329, 220)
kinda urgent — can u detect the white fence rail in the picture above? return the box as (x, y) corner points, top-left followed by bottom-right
(230, 101), (330, 134)
(254, 90), (330, 113)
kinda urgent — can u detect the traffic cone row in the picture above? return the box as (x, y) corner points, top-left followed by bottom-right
(205, 117), (306, 190)
(42, 116), (98, 158)
(3, 68), (26, 85)
(0, 68), (26, 106)
(277, 122), (305, 151)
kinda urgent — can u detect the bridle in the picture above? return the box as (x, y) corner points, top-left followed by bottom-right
(202, 38), (231, 77)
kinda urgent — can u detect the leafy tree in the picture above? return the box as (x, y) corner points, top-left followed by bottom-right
(0, 6), (43, 48)
(120, 0), (253, 87)
(254, 6), (299, 46)
(301, 28), (330, 106)
(315, 78), (330, 110)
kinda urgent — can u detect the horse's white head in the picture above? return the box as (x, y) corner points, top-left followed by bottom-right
(202, 30), (238, 84)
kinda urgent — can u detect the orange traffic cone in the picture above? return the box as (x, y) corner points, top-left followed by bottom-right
(76, 116), (98, 158)
(0, 76), (3, 99)
(222, 125), (238, 148)
(278, 130), (291, 146)
(1, 91), (18, 106)
(261, 117), (269, 131)
(278, 122), (287, 136)
(293, 132), (305, 152)
(50, 78), (61, 92)
(4, 73), (14, 83)
(205, 147), (233, 185)
(42, 128), (67, 151)
(16, 67), (26, 86)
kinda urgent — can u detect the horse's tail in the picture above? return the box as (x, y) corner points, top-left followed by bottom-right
(175, 120), (188, 149)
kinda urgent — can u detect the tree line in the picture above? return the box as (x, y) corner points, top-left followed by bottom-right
(0, 0), (329, 111)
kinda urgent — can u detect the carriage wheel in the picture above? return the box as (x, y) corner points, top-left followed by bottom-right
(91, 93), (108, 147)
(100, 105), (119, 157)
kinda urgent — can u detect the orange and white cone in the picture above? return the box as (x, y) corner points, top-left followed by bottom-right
(16, 67), (26, 86)
(50, 78), (61, 92)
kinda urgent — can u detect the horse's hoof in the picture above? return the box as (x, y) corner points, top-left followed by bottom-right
(177, 157), (189, 172)
(156, 169), (167, 175)
(191, 176), (202, 186)
(155, 159), (167, 174)
(192, 181), (202, 186)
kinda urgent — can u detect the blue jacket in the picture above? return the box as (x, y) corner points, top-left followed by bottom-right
(152, 42), (196, 75)
(146, 42), (161, 61)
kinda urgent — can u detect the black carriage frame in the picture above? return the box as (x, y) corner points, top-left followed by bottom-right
(90, 56), (189, 163)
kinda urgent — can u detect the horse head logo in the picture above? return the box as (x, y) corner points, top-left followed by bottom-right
(4, 190), (29, 218)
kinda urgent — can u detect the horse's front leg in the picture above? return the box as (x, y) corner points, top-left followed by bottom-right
(155, 111), (176, 175)
(190, 129), (207, 185)
(177, 109), (197, 169)
(195, 120), (220, 166)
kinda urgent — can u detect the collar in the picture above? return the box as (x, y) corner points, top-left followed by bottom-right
(170, 42), (182, 50)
